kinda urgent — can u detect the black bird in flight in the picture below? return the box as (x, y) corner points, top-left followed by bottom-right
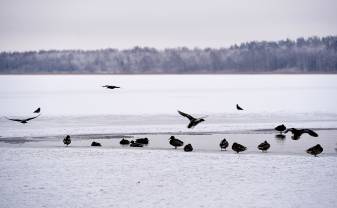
(232, 142), (247, 153)
(236, 104), (244, 110)
(102, 85), (120, 89)
(5, 114), (41, 124)
(219, 138), (229, 151)
(33, 107), (41, 113)
(306, 144), (323, 156)
(177, 110), (206, 128)
(257, 140), (270, 152)
(284, 128), (318, 140)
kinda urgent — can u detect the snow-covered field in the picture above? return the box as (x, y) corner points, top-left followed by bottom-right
(1, 147), (337, 208)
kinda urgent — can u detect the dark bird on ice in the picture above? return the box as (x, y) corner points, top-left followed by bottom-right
(257, 140), (270, 152)
(135, 137), (149, 145)
(5, 114), (41, 124)
(284, 128), (318, 140)
(63, 135), (71, 146)
(219, 138), (229, 151)
(130, 140), (143, 147)
(306, 144), (323, 156)
(236, 104), (244, 110)
(184, 144), (193, 152)
(33, 107), (41, 113)
(120, 138), (130, 145)
(232, 142), (247, 153)
(91, 141), (102, 146)
(177, 110), (206, 128)
(274, 124), (286, 134)
(169, 136), (184, 149)
(102, 85), (120, 89)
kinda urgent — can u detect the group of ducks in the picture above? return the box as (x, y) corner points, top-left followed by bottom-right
(61, 123), (323, 156)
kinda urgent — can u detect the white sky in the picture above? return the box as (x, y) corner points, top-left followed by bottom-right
(0, 0), (337, 51)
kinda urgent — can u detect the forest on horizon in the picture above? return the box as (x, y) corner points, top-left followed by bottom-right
(0, 36), (337, 74)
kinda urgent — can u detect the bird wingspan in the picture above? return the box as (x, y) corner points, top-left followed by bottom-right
(5, 117), (23, 122)
(24, 114), (41, 121)
(303, 129), (319, 137)
(178, 110), (195, 120)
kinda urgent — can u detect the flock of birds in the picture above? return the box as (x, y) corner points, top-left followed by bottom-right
(4, 85), (324, 156)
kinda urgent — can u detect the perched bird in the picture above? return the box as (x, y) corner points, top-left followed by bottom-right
(169, 136), (184, 149)
(135, 137), (149, 145)
(274, 124), (286, 134)
(102, 85), (120, 89)
(236, 104), (244, 110)
(177, 110), (206, 128)
(130, 140), (143, 147)
(219, 138), (229, 151)
(33, 107), (41, 113)
(5, 114), (41, 124)
(120, 138), (130, 145)
(184, 144), (193, 152)
(232, 142), (247, 153)
(285, 128), (318, 140)
(306, 144), (323, 156)
(63, 135), (71, 146)
(257, 140), (270, 152)
(91, 141), (102, 146)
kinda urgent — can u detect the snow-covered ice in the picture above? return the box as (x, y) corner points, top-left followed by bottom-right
(1, 147), (337, 208)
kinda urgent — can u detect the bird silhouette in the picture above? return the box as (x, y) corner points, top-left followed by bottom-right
(257, 140), (270, 152)
(177, 110), (206, 128)
(219, 138), (229, 151)
(285, 128), (318, 140)
(91, 141), (102, 146)
(306, 144), (323, 156)
(169, 136), (184, 149)
(236, 104), (244, 110)
(5, 114), (41, 124)
(120, 138), (130, 145)
(63, 135), (71, 146)
(232, 142), (247, 153)
(184, 144), (193, 152)
(135, 137), (149, 145)
(274, 124), (286, 134)
(102, 85), (120, 89)
(33, 107), (40, 113)
(130, 140), (143, 147)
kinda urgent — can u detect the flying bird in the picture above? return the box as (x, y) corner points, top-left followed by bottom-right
(257, 140), (270, 152)
(33, 107), (41, 113)
(306, 144), (323, 156)
(102, 85), (120, 89)
(274, 124), (286, 134)
(232, 142), (247, 153)
(285, 128), (318, 140)
(63, 135), (71, 146)
(236, 104), (244, 110)
(219, 138), (229, 151)
(5, 114), (41, 124)
(169, 136), (184, 149)
(184, 144), (193, 152)
(177, 110), (206, 128)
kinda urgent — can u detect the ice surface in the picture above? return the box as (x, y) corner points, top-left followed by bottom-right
(1, 148), (336, 208)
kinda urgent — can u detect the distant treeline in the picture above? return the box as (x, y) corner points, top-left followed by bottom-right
(1, 36), (337, 74)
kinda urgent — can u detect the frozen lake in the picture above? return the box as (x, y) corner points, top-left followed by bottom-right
(0, 75), (337, 138)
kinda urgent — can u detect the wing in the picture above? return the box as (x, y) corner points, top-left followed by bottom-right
(24, 114), (41, 122)
(303, 129), (318, 137)
(5, 117), (23, 122)
(33, 108), (40, 113)
(178, 110), (195, 121)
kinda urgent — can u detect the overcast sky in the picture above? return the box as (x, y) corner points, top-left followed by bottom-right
(0, 0), (337, 51)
